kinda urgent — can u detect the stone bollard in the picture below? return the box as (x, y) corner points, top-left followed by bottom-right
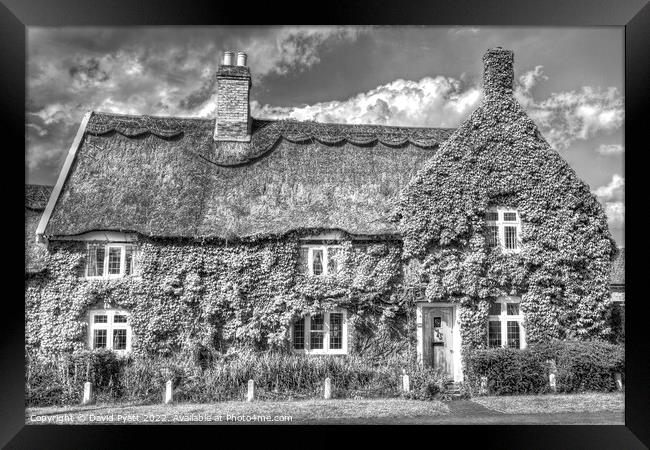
(324, 377), (332, 399)
(549, 373), (557, 393)
(402, 374), (410, 393)
(615, 373), (623, 391)
(479, 376), (488, 395)
(163, 380), (173, 404)
(247, 379), (255, 402)
(82, 382), (93, 406)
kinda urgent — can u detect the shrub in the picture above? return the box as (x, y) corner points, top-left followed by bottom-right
(403, 366), (447, 400)
(26, 349), (126, 406)
(463, 348), (549, 396)
(463, 340), (624, 396)
(26, 350), (417, 406)
(530, 340), (624, 393)
(175, 351), (406, 402)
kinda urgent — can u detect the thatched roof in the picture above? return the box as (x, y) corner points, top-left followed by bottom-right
(43, 113), (454, 239)
(25, 184), (52, 210)
(26, 184), (53, 273)
(610, 247), (624, 285)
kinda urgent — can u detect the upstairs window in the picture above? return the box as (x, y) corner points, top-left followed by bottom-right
(487, 297), (526, 349)
(485, 208), (521, 252)
(298, 245), (343, 276)
(88, 309), (132, 353)
(86, 243), (137, 279)
(291, 309), (348, 355)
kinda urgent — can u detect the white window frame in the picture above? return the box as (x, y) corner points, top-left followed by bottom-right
(88, 308), (132, 354)
(486, 296), (526, 349)
(486, 207), (522, 253)
(291, 308), (348, 355)
(85, 243), (137, 279)
(299, 244), (344, 276)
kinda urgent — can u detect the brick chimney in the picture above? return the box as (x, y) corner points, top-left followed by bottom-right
(214, 51), (252, 142)
(482, 47), (514, 97)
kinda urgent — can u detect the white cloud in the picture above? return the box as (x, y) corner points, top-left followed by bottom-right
(252, 76), (482, 127)
(516, 65), (548, 100)
(604, 201), (625, 228)
(596, 143), (624, 155)
(240, 26), (367, 77)
(249, 65), (623, 154)
(592, 175), (625, 229)
(448, 27), (480, 36)
(515, 68), (624, 150)
(593, 174), (624, 202)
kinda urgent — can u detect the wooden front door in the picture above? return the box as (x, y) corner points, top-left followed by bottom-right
(423, 307), (454, 379)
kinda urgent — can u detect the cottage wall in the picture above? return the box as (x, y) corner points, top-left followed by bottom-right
(25, 235), (418, 359)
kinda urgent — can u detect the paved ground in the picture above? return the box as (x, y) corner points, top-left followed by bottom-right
(25, 396), (624, 425)
(289, 400), (623, 425)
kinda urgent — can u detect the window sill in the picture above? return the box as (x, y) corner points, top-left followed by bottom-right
(91, 348), (131, 355)
(293, 349), (347, 356)
(84, 274), (136, 281)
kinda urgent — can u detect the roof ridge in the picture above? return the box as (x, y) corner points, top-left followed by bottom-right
(255, 117), (456, 133)
(89, 111), (457, 132)
(91, 110), (213, 122)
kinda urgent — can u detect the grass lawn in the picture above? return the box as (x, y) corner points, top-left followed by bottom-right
(26, 398), (450, 424)
(471, 392), (624, 414)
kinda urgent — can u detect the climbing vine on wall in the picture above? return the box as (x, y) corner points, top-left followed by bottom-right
(25, 234), (414, 359)
(394, 54), (616, 348)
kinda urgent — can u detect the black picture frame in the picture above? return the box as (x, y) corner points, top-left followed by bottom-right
(4, 0), (647, 447)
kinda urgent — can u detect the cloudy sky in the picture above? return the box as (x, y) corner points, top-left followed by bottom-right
(25, 26), (624, 245)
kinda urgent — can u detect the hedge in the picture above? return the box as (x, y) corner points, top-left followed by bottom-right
(463, 340), (624, 396)
(26, 349), (448, 406)
(531, 340), (624, 393)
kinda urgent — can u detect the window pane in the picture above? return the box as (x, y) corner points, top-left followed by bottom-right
(93, 329), (107, 349)
(329, 313), (343, 350)
(488, 302), (501, 315)
(298, 248), (309, 275)
(113, 329), (127, 350)
(503, 212), (517, 221)
(504, 226), (518, 249)
(293, 318), (305, 349)
(310, 313), (324, 349)
(94, 315), (108, 323)
(486, 211), (498, 221)
(108, 247), (122, 275)
(507, 321), (521, 349)
(125, 246), (134, 275)
(312, 250), (323, 276)
(506, 303), (520, 315)
(488, 321), (501, 348)
(327, 248), (340, 275)
(487, 225), (499, 248)
(86, 245), (105, 277)
(114, 314), (127, 323)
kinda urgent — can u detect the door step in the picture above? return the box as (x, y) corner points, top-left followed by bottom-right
(441, 381), (464, 399)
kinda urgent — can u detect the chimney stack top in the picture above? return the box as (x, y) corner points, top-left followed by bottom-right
(483, 48), (514, 97)
(236, 52), (248, 67)
(223, 51), (234, 65)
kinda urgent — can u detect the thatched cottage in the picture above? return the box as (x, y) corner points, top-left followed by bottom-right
(27, 48), (617, 382)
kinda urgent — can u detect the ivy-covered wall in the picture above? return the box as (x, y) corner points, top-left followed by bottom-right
(25, 234), (416, 360)
(394, 49), (616, 348)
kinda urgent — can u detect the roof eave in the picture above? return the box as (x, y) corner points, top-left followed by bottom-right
(36, 111), (94, 243)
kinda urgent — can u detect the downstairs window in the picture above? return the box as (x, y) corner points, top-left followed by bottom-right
(292, 309), (347, 355)
(88, 309), (132, 353)
(487, 297), (526, 349)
